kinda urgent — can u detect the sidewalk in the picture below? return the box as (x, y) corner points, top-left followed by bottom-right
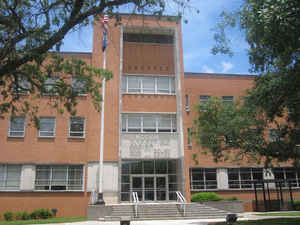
(34, 211), (300, 225)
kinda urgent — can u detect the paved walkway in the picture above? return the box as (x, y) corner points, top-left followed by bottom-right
(35, 211), (300, 225)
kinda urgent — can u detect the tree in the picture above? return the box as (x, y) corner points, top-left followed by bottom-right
(195, 0), (300, 166)
(0, 0), (192, 122)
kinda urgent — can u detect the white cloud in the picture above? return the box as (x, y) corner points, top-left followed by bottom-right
(221, 61), (234, 73)
(202, 65), (215, 73)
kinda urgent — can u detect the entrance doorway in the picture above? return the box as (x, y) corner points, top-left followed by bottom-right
(131, 175), (168, 201)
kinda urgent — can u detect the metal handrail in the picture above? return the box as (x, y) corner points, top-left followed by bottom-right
(176, 191), (186, 216)
(132, 192), (139, 217)
(89, 189), (98, 205)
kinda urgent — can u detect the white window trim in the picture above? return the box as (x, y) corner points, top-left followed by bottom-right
(38, 117), (56, 138)
(122, 74), (176, 95)
(34, 165), (84, 192)
(122, 113), (177, 133)
(8, 116), (26, 138)
(69, 117), (86, 138)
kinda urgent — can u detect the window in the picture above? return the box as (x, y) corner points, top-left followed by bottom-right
(190, 168), (217, 190)
(157, 77), (170, 94)
(142, 76), (155, 93)
(143, 115), (156, 132)
(39, 117), (56, 137)
(127, 114), (141, 132)
(69, 117), (85, 138)
(43, 77), (58, 95)
(222, 96), (234, 104)
(269, 129), (282, 142)
(158, 114), (175, 132)
(35, 165), (83, 191)
(273, 167), (300, 188)
(71, 78), (87, 95)
(228, 168), (263, 189)
(0, 165), (22, 190)
(199, 95), (210, 103)
(122, 75), (175, 95)
(13, 77), (30, 95)
(187, 128), (192, 146)
(128, 76), (141, 93)
(122, 114), (176, 133)
(185, 95), (190, 111)
(8, 116), (26, 137)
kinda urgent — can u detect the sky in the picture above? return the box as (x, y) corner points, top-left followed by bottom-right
(61, 0), (253, 75)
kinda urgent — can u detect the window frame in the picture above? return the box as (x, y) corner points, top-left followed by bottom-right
(0, 164), (22, 191)
(189, 168), (217, 190)
(228, 167), (263, 189)
(222, 96), (234, 104)
(13, 77), (31, 95)
(187, 128), (192, 146)
(34, 165), (84, 191)
(8, 116), (26, 137)
(39, 117), (56, 138)
(71, 78), (88, 96)
(69, 117), (86, 138)
(121, 113), (177, 133)
(122, 75), (175, 95)
(199, 95), (211, 104)
(43, 77), (59, 95)
(269, 129), (283, 142)
(273, 167), (300, 188)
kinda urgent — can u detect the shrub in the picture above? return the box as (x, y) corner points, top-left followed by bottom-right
(30, 209), (39, 219)
(191, 192), (222, 202)
(38, 209), (54, 219)
(3, 211), (14, 221)
(21, 211), (30, 220)
(15, 212), (23, 220)
(292, 200), (300, 211)
(225, 196), (238, 201)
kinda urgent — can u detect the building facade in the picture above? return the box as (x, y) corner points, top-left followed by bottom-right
(0, 15), (299, 219)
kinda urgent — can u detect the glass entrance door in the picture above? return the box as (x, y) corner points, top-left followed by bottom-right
(156, 176), (167, 201)
(131, 175), (168, 201)
(132, 176), (143, 201)
(144, 176), (155, 201)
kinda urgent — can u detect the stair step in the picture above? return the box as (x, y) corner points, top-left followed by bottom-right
(103, 202), (230, 220)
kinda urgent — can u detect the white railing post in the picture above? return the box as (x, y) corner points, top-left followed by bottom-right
(132, 192), (139, 218)
(176, 191), (186, 216)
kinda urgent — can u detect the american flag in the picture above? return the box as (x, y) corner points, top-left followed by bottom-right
(102, 15), (109, 52)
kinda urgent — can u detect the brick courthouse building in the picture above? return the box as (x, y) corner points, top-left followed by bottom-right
(0, 15), (299, 218)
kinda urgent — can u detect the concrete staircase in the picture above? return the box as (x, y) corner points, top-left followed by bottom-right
(103, 203), (229, 220)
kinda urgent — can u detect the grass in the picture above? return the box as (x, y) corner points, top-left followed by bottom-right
(0, 217), (87, 225)
(214, 218), (300, 225)
(255, 212), (300, 217)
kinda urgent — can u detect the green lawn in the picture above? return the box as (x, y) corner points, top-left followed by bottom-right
(255, 212), (300, 217)
(0, 217), (87, 225)
(214, 218), (300, 225)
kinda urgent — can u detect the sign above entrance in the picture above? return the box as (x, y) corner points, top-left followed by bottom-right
(120, 133), (179, 159)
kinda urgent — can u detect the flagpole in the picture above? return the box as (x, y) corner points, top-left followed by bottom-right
(96, 16), (108, 205)
(96, 50), (106, 205)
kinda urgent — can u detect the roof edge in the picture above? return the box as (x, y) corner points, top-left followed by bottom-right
(184, 72), (257, 78)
